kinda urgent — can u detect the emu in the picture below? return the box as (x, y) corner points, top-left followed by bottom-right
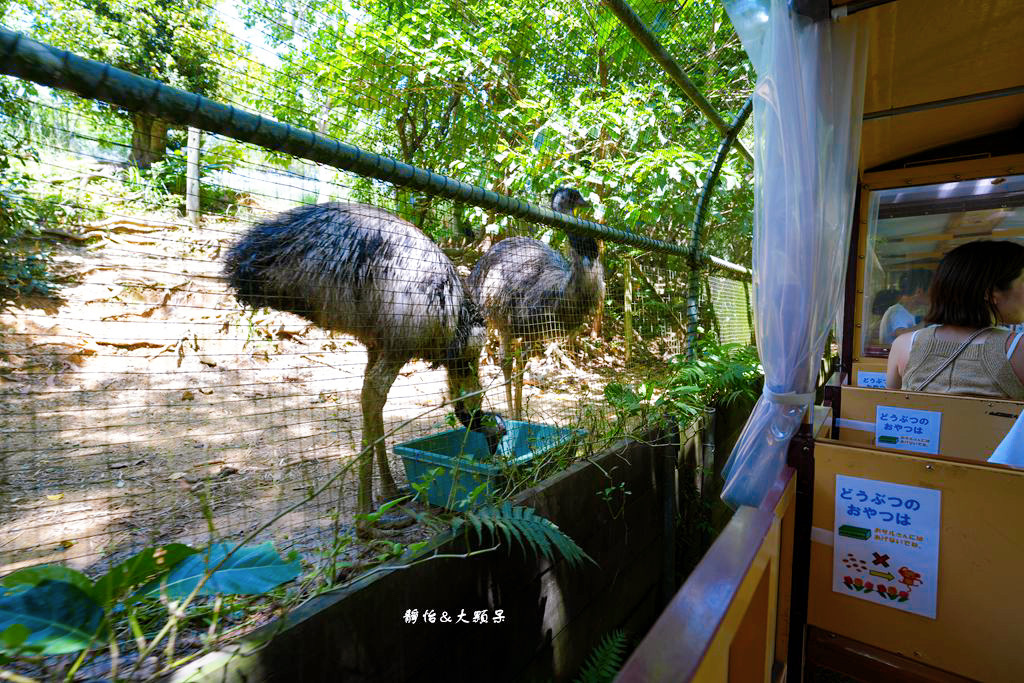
(224, 202), (505, 534)
(468, 188), (604, 418)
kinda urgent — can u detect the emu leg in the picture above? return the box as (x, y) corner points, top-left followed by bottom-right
(364, 353), (404, 502)
(500, 332), (517, 419)
(358, 351), (404, 539)
(513, 342), (525, 420)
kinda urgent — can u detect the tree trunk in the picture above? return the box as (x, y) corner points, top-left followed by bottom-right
(129, 113), (169, 169)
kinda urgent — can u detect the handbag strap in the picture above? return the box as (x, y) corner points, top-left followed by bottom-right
(917, 326), (992, 391)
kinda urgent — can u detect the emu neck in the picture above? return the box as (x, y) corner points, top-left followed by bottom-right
(564, 240), (603, 311)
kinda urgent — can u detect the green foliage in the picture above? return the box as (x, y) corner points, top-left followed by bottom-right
(0, 542), (299, 660)
(605, 335), (763, 432)
(1, 0), (757, 668)
(92, 543), (197, 605)
(138, 542), (300, 600)
(0, 251), (55, 297)
(574, 629), (629, 683)
(456, 503), (595, 569)
(0, 581), (104, 655)
(0, 169), (61, 297)
(120, 141), (247, 214)
(665, 337), (763, 409)
(15, 0), (245, 165)
(235, 0), (753, 257)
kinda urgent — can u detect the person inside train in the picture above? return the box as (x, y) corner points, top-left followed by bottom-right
(887, 240), (1024, 398)
(879, 268), (931, 345)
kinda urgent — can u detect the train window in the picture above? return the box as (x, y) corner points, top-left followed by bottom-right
(861, 173), (1024, 357)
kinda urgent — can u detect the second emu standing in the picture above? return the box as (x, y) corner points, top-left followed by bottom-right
(469, 188), (605, 418)
(224, 202), (505, 536)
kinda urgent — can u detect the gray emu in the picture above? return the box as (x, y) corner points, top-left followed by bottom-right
(224, 202), (505, 533)
(468, 188), (604, 418)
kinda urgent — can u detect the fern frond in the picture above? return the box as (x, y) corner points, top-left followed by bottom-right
(460, 504), (595, 569)
(575, 629), (629, 683)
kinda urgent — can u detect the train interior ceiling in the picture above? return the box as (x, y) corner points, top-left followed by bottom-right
(839, 0), (1024, 358)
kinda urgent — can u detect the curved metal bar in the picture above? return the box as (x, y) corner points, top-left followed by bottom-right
(686, 96), (754, 354)
(1, 27), (746, 270)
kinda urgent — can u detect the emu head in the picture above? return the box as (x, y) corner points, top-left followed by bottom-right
(551, 188), (600, 266)
(447, 299), (507, 455)
(551, 187), (590, 215)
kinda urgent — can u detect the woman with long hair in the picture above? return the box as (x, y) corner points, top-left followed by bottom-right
(887, 240), (1024, 398)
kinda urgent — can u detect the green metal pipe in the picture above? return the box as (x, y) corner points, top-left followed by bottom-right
(690, 97), (754, 249)
(0, 28), (749, 274)
(601, 0), (754, 167)
(686, 96), (754, 355)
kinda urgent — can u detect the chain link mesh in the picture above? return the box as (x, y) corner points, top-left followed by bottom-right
(0, 0), (753, 575)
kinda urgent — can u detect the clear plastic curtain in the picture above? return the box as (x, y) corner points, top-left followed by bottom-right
(720, 0), (867, 506)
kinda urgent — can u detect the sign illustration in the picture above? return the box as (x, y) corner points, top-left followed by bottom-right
(833, 475), (941, 618)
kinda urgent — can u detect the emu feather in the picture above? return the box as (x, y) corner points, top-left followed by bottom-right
(468, 188), (605, 418)
(225, 202), (504, 534)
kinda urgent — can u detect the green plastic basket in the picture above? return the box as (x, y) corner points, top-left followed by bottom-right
(394, 420), (578, 510)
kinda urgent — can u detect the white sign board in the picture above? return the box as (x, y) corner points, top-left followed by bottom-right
(857, 371), (887, 388)
(875, 405), (941, 455)
(833, 475), (941, 619)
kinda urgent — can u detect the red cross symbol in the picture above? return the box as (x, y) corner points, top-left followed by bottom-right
(872, 552), (890, 567)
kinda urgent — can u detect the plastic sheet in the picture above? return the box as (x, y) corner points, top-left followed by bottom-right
(721, 0), (867, 506)
(989, 414), (1024, 468)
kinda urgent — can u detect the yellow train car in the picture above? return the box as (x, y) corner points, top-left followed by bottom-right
(620, 0), (1024, 681)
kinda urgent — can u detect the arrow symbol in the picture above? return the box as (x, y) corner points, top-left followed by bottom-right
(870, 570), (894, 581)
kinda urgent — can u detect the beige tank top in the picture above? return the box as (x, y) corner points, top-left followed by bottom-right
(903, 327), (1024, 399)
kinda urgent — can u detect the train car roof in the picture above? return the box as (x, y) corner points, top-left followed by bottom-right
(841, 0), (1024, 171)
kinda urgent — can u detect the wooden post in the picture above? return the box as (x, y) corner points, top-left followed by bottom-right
(591, 240), (605, 339)
(186, 126), (201, 227)
(624, 257), (633, 366)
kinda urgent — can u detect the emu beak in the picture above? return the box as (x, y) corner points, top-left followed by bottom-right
(480, 413), (507, 456)
(572, 201), (591, 217)
(454, 403), (508, 456)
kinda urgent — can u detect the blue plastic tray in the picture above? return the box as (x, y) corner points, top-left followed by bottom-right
(394, 420), (578, 510)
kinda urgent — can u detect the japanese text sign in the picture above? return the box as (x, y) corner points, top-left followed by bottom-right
(834, 475), (941, 618)
(875, 405), (941, 455)
(857, 371), (887, 388)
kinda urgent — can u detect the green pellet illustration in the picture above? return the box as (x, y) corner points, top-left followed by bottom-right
(838, 525), (872, 541)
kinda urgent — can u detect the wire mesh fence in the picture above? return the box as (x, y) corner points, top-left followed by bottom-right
(0, 0), (754, 581)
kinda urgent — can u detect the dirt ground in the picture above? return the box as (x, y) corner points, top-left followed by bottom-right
(0, 207), (625, 577)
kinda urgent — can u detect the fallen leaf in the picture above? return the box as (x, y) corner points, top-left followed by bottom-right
(46, 493), (64, 501)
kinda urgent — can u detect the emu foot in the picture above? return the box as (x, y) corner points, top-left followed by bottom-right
(352, 489), (415, 540)
(375, 486), (411, 507)
(355, 515), (414, 540)
(377, 511), (416, 530)
(356, 518), (407, 540)
(358, 525), (407, 539)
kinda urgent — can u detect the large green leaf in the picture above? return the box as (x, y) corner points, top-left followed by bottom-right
(139, 542), (301, 600)
(93, 543), (197, 606)
(0, 580), (104, 655)
(1, 565), (95, 600)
